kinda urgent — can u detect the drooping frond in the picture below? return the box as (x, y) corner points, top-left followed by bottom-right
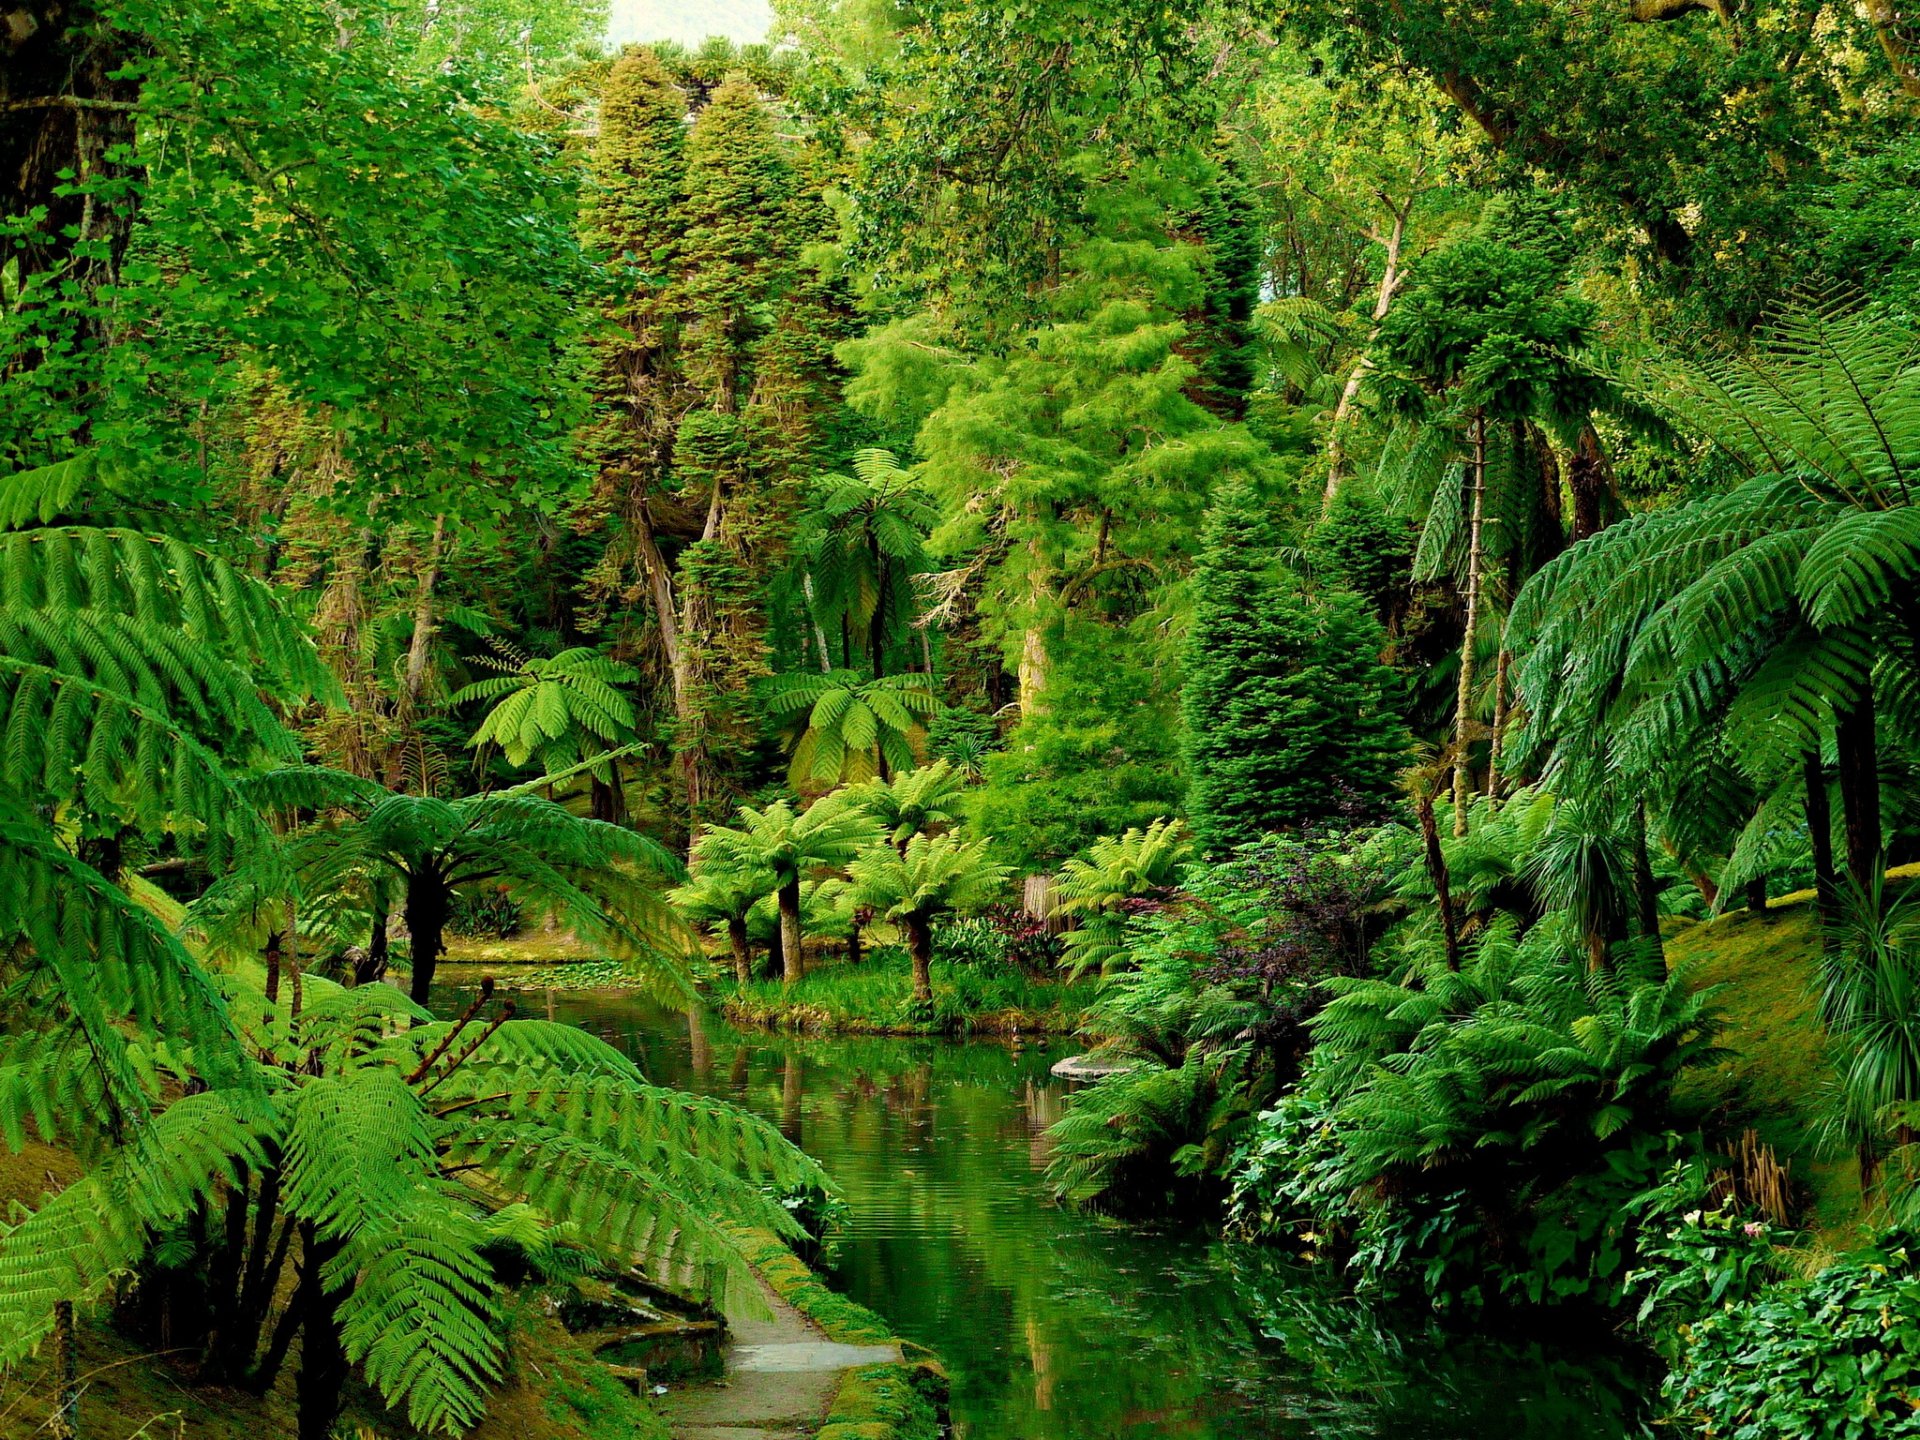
(0, 1091), (265, 1366)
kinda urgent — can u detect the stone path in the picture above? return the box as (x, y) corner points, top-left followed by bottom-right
(661, 1278), (901, 1440)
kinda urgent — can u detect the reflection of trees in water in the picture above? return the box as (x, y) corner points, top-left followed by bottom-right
(1226, 1246), (1653, 1438)
(549, 995), (1649, 1440)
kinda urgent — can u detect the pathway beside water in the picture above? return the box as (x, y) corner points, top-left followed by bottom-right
(662, 1277), (899, 1440)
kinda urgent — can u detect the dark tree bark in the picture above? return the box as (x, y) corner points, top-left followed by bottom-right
(1632, 800), (1664, 963)
(1835, 692), (1882, 892)
(354, 900), (389, 987)
(1415, 787), (1461, 971)
(1567, 424), (1613, 542)
(406, 875), (449, 1008)
(1805, 749), (1838, 922)
(294, 1230), (347, 1440)
(3, 4), (142, 301)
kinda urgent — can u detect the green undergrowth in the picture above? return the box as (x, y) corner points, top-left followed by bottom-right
(1667, 864), (1920, 1245)
(732, 1230), (946, 1440)
(0, 1285), (670, 1440)
(722, 951), (1098, 1036)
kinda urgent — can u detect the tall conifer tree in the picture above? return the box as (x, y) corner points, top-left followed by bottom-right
(1181, 483), (1408, 853)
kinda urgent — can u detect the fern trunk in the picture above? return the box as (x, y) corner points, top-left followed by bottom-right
(355, 900), (389, 987)
(778, 878), (804, 986)
(294, 1227), (348, 1440)
(50, 1301), (77, 1440)
(726, 916), (751, 984)
(905, 912), (934, 1004)
(1806, 749), (1838, 921)
(1632, 799), (1664, 963)
(1567, 424), (1610, 541)
(407, 875), (450, 1008)
(1452, 410), (1488, 835)
(1415, 786), (1461, 971)
(1836, 693), (1882, 891)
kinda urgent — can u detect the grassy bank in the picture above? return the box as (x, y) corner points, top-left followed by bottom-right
(1669, 863), (1920, 1244)
(722, 951), (1100, 1037)
(731, 1230), (946, 1440)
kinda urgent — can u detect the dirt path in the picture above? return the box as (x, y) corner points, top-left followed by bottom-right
(660, 1278), (901, 1440)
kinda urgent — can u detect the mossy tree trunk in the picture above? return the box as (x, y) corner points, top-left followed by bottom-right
(778, 878), (804, 985)
(905, 911), (934, 1004)
(726, 915), (751, 984)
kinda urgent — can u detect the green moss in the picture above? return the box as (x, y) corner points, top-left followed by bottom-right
(1662, 878), (1920, 1242)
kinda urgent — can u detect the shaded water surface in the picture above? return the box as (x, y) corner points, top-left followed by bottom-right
(542, 989), (1651, 1440)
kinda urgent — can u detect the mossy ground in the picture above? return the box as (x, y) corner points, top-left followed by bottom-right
(723, 952), (1098, 1037)
(1668, 862), (1920, 1246)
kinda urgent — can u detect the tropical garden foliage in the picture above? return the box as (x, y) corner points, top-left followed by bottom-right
(8, 0), (1920, 1433)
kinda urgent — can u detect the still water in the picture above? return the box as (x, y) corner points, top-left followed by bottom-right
(539, 989), (1651, 1440)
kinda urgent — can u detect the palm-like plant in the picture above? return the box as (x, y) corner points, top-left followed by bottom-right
(451, 642), (639, 820)
(797, 447), (937, 675)
(0, 977), (826, 1439)
(692, 796), (880, 984)
(1054, 818), (1194, 977)
(763, 669), (938, 792)
(851, 758), (967, 851)
(1819, 874), (1920, 1188)
(290, 785), (690, 1006)
(1510, 302), (1920, 899)
(0, 456), (329, 1130)
(846, 831), (1009, 1002)
(670, 847), (776, 984)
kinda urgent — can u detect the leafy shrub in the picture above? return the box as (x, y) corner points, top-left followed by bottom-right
(1663, 1235), (1920, 1439)
(1232, 914), (1725, 1309)
(1623, 1160), (1789, 1342)
(449, 886), (525, 939)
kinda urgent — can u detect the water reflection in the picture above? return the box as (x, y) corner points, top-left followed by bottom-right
(534, 989), (1653, 1440)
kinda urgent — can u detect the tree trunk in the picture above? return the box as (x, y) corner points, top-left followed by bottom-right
(294, 1230), (347, 1440)
(50, 1301), (78, 1440)
(1567, 424), (1611, 542)
(906, 912), (934, 1004)
(2, 3), (143, 413)
(1836, 690), (1881, 892)
(1452, 411), (1488, 836)
(1632, 799), (1664, 963)
(1018, 535), (1053, 719)
(778, 879), (804, 986)
(355, 898), (389, 986)
(1486, 646), (1511, 799)
(1745, 876), (1768, 913)
(406, 876), (448, 1009)
(869, 532), (888, 678)
(401, 514), (447, 715)
(1416, 786), (1460, 971)
(590, 768), (626, 823)
(1862, 0), (1920, 97)
(636, 498), (704, 816)
(801, 573), (834, 674)
(726, 916), (751, 985)
(1806, 749), (1838, 921)
(1324, 202), (1409, 509)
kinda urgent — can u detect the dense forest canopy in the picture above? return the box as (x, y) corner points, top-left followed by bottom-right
(7, 0), (1920, 1436)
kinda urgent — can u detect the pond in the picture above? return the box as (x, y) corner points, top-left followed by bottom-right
(524, 987), (1653, 1440)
